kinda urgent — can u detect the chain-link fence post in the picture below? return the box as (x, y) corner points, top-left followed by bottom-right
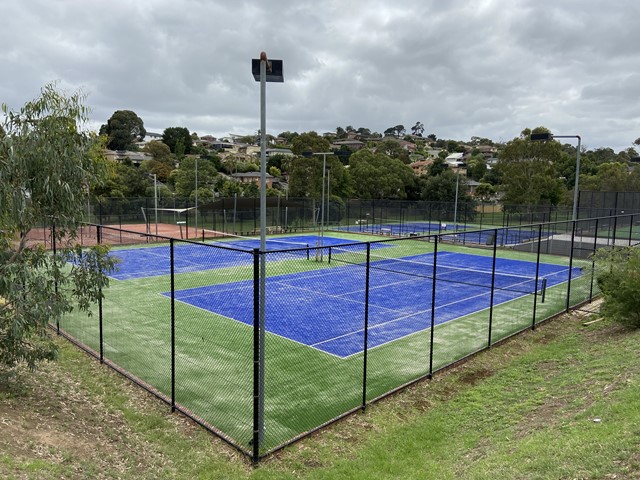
(428, 235), (438, 378)
(171, 238), (176, 412)
(532, 224), (543, 330)
(97, 225), (104, 363)
(566, 220), (577, 312)
(487, 228), (498, 347)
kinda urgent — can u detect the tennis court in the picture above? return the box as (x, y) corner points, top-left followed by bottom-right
(338, 221), (551, 245)
(107, 235), (378, 280)
(167, 251), (581, 358)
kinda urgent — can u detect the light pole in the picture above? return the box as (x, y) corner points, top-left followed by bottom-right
(531, 132), (581, 221)
(305, 152), (333, 261)
(326, 166), (331, 228)
(154, 174), (158, 235)
(195, 158), (198, 235)
(453, 167), (460, 231)
(252, 51), (283, 452)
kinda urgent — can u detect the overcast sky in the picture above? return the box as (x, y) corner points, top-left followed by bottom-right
(2, 0), (639, 152)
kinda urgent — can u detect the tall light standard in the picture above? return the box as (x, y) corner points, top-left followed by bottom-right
(252, 51), (283, 452)
(326, 166), (331, 228)
(304, 151), (333, 261)
(531, 132), (581, 221)
(453, 166), (461, 231)
(154, 174), (158, 235)
(194, 158), (198, 235)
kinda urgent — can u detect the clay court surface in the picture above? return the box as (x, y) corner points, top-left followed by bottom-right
(24, 223), (217, 248)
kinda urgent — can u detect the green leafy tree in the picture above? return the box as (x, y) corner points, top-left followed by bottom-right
(348, 149), (414, 199)
(428, 157), (448, 176)
(162, 127), (193, 155)
(474, 183), (496, 202)
(291, 132), (331, 156)
(421, 170), (472, 203)
(411, 121), (424, 137)
(496, 131), (565, 207)
(287, 155), (352, 199)
(377, 139), (411, 164)
(276, 131), (299, 143)
(0, 84), (116, 373)
(171, 157), (217, 198)
(466, 155), (487, 181)
(594, 246), (640, 327)
(99, 110), (145, 150)
(142, 140), (175, 183)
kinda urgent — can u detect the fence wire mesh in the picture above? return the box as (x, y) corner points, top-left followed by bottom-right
(44, 212), (639, 461)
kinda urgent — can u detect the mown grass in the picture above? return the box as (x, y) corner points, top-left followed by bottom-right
(2, 302), (639, 479)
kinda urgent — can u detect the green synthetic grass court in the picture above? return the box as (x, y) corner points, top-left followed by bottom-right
(59, 232), (597, 456)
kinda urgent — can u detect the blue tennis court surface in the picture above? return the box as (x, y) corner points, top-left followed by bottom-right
(166, 251), (581, 358)
(108, 235), (383, 280)
(338, 221), (549, 245)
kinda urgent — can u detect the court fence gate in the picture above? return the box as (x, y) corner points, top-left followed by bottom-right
(51, 213), (639, 462)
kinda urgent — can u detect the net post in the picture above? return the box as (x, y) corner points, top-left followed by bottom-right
(328, 246), (332, 264)
(487, 228), (498, 347)
(541, 278), (547, 304)
(428, 235), (438, 378)
(362, 242), (371, 410)
(170, 239), (176, 412)
(306, 244), (310, 260)
(532, 224), (543, 329)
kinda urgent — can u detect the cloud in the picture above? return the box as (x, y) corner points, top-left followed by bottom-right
(1, 0), (639, 151)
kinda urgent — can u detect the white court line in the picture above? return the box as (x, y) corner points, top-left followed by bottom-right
(310, 283), (498, 350)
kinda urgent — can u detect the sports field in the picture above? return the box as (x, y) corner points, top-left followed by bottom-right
(59, 230), (595, 456)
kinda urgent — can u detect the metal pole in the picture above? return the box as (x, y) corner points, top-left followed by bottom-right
(453, 169), (459, 230)
(362, 242), (371, 409)
(252, 248), (260, 462)
(566, 220), (577, 312)
(319, 154), (326, 260)
(428, 235), (438, 378)
(170, 239), (176, 412)
(326, 168), (331, 229)
(154, 174), (158, 236)
(233, 193), (237, 234)
(258, 52), (267, 446)
(195, 158), (198, 234)
(532, 224), (543, 330)
(487, 229), (498, 347)
(573, 136), (581, 221)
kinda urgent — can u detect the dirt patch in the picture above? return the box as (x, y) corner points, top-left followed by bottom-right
(457, 366), (495, 386)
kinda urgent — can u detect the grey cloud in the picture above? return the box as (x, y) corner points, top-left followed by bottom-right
(1, 0), (639, 151)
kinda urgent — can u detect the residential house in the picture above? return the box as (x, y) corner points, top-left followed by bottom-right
(409, 159), (433, 176)
(105, 150), (152, 166)
(231, 172), (275, 189)
(331, 139), (365, 151)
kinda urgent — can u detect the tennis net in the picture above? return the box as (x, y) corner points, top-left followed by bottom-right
(328, 247), (548, 296)
(200, 229), (313, 255)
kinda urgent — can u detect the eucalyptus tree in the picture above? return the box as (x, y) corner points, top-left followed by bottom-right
(1, 84), (116, 373)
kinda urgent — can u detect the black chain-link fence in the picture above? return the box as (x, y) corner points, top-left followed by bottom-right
(85, 193), (640, 241)
(49, 212), (639, 461)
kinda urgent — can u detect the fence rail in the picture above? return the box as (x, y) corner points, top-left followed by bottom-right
(49, 212), (639, 461)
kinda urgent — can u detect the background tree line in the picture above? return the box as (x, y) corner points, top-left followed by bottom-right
(96, 111), (640, 210)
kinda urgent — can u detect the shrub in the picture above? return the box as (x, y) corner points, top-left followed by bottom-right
(593, 246), (640, 327)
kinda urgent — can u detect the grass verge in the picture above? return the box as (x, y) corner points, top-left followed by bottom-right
(2, 302), (639, 479)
